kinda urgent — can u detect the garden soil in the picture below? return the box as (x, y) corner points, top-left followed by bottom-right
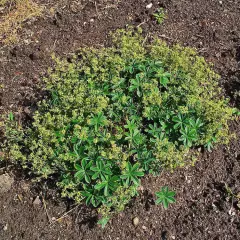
(0, 0), (240, 239)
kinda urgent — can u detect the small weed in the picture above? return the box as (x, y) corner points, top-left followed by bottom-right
(97, 217), (110, 228)
(225, 183), (240, 210)
(155, 187), (176, 209)
(225, 184), (240, 202)
(153, 8), (166, 24)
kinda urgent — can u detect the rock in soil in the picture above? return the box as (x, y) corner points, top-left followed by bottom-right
(0, 174), (14, 194)
(133, 217), (139, 226)
(33, 196), (41, 206)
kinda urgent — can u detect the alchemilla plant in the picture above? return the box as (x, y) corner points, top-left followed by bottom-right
(4, 28), (235, 224)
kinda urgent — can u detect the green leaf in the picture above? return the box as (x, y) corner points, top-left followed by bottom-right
(95, 182), (106, 190)
(121, 162), (144, 186)
(232, 108), (240, 116)
(97, 217), (110, 228)
(8, 112), (14, 121)
(74, 159), (93, 183)
(160, 76), (169, 87)
(155, 187), (176, 209)
(90, 112), (107, 131)
(95, 175), (119, 196)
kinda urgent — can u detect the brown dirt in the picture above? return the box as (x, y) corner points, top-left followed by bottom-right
(0, 0), (240, 239)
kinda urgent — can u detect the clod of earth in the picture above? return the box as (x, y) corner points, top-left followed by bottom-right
(0, 173), (14, 193)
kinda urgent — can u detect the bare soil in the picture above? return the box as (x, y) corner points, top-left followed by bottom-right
(0, 0), (240, 239)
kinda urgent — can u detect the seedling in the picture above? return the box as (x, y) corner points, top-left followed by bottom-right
(155, 187), (176, 209)
(153, 8), (166, 24)
(97, 217), (110, 228)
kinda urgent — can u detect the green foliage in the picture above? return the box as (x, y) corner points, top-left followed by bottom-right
(121, 162), (144, 186)
(8, 112), (14, 121)
(3, 28), (235, 224)
(97, 216), (110, 228)
(153, 8), (166, 24)
(224, 183), (240, 210)
(233, 108), (240, 116)
(155, 186), (176, 209)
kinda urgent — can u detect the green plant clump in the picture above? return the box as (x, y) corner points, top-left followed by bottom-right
(4, 28), (235, 223)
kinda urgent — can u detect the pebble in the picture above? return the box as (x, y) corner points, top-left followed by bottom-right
(228, 207), (236, 216)
(33, 196), (41, 205)
(133, 217), (139, 226)
(146, 3), (153, 9)
(142, 225), (147, 230)
(3, 224), (8, 231)
(23, 39), (31, 44)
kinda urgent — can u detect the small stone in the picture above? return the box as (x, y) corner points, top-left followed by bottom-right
(171, 236), (176, 240)
(228, 207), (233, 215)
(219, 1), (223, 4)
(142, 225), (147, 230)
(133, 217), (139, 226)
(228, 207), (236, 216)
(3, 224), (8, 231)
(146, 3), (153, 9)
(23, 39), (31, 44)
(90, 18), (94, 23)
(33, 196), (41, 205)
